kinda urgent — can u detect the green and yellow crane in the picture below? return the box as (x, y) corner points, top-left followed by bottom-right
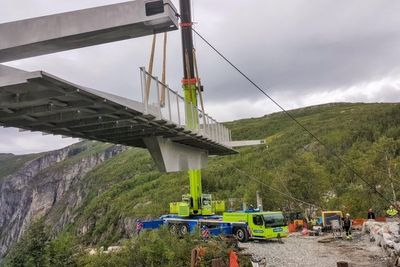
(142, 0), (288, 242)
(168, 0), (224, 217)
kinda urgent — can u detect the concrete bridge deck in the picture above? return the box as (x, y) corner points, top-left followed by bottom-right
(0, 68), (235, 156)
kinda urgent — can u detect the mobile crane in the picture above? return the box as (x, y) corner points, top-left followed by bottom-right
(171, 0), (222, 217)
(141, 0), (288, 242)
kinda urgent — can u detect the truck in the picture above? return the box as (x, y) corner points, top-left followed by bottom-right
(142, 210), (288, 242)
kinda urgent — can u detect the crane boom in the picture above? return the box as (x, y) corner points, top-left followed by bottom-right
(180, 0), (203, 215)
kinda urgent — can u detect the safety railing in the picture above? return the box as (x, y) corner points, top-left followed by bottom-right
(140, 67), (231, 145)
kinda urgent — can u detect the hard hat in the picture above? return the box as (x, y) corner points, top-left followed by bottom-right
(346, 213), (350, 216)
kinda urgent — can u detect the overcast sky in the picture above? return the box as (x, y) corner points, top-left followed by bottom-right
(1, 0), (400, 154)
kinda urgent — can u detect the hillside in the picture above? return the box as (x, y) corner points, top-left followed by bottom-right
(1, 102), (400, 264)
(0, 153), (42, 182)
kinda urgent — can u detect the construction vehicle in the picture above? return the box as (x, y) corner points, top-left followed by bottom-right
(222, 211), (288, 241)
(142, 210), (288, 242)
(284, 211), (306, 232)
(141, 0), (288, 242)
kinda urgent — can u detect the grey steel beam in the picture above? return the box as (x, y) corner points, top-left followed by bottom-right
(107, 131), (176, 143)
(51, 116), (133, 130)
(0, 100), (94, 120)
(32, 110), (122, 123)
(79, 123), (149, 135)
(0, 0), (179, 63)
(71, 120), (140, 132)
(55, 118), (136, 131)
(0, 90), (66, 108)
(3, 107), (101, 122)
(93, 126), (170, 139)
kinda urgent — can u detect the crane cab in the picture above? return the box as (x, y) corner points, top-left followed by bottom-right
(223, 211), (289, 242)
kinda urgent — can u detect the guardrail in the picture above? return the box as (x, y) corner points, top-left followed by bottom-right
(139, 67), (231, 145)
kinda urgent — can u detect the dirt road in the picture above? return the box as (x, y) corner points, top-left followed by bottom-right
(240, 231), (388, 267)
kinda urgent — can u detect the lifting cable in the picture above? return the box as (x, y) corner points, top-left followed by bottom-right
(160, 32), (168, 107)
(145, 32), (169, 107)
(145, 34), (157, 102)
(192, 48), (207, 126)
(234, 167), (321, 209)
(191, 28), (395, 207)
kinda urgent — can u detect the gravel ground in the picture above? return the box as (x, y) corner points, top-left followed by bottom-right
(239, 231), (388, 267)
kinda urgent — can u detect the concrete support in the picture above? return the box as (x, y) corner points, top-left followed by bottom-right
(143, 136), (208, 172)
(0, 0), (178, 62)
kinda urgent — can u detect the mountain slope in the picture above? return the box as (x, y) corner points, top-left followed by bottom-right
(58, 102), (400, 247)
(0, 142), (125, 258)
(0, 153), (41, 182)
(1, 102), (400, 258)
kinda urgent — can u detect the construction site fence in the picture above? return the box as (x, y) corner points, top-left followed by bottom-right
(140, 67), (232, 145)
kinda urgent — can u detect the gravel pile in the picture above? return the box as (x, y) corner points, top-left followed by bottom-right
(239, 232), (388, 267)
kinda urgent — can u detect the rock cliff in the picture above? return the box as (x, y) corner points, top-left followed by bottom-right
(0, 142), (125, 258)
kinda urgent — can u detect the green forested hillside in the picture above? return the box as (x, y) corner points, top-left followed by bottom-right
(0, 153), (41, 181)
(66, 102), (400, 246)
(3, 102), (400, 266)
(72, 104), (400, 243)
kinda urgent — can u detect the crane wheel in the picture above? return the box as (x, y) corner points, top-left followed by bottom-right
(235, 227), (249, 242)
(169, 223), (178, 234)
(179, 223), (189, 236)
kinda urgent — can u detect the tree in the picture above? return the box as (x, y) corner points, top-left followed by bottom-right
(281, 152), (329, 210)
(48, 232), (78, 267)
(354, 136), (400, 213)
(315, 136), (400, 217)
(5, 218), (50, 267)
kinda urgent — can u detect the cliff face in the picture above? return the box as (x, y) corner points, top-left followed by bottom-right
(0, 142), (125, 258)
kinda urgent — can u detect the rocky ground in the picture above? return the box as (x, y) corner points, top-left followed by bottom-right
(240, 231), (388, 267)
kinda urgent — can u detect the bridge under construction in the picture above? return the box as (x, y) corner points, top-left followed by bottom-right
(0, 0), (240, 173)
(0, 0), (269, 218)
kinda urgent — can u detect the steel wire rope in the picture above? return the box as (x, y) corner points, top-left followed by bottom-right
(234, 167), (321, 209)
(191, 28), (395, 207)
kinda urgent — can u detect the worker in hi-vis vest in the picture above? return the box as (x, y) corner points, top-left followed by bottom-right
(386, 205), (398, 217)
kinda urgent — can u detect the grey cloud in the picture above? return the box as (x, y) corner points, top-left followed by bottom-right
(373, 85), (400, 102)
(0, 128), (77, 154)
(192, 0), (400, 102)
(3, 0), (400, 103)
(1, 0), (400, 153)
